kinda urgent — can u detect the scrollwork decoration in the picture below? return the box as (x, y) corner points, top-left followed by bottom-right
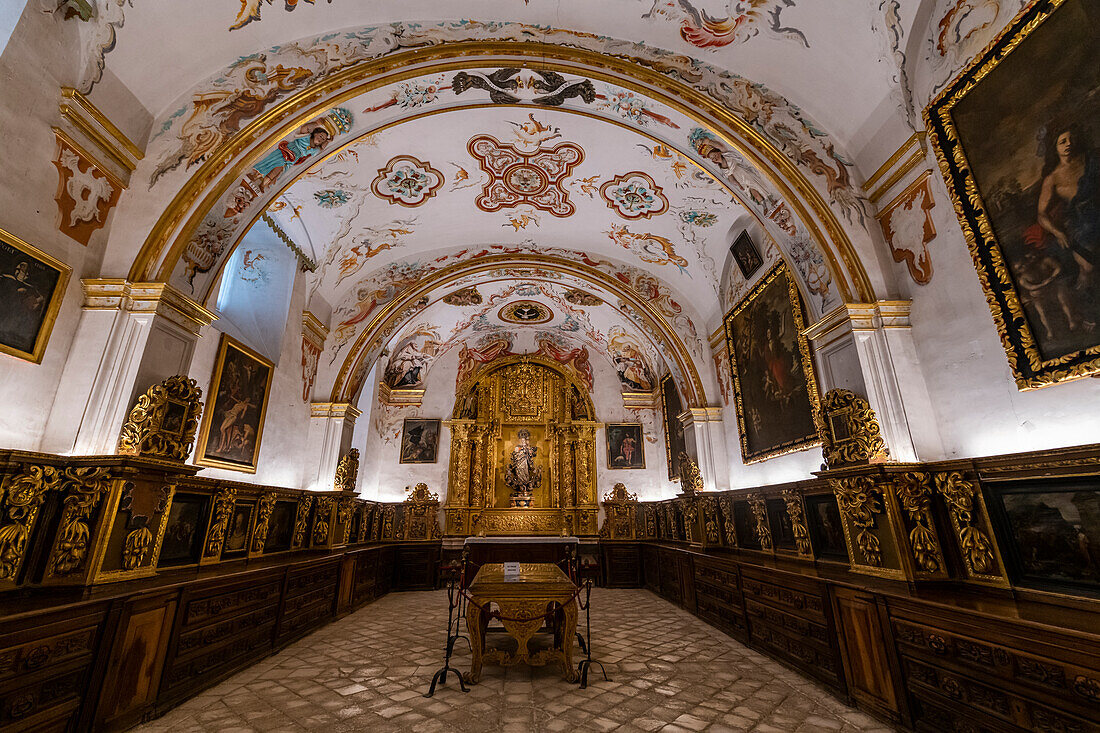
(334, 448), (360, 492)
(0, 465), (60, 580)
(749, 497), (773, 551)
(251, 492), (276, 554)
(47, 467), (114, 577)
(122, 526), (153, 570)
(832, 476), (883, 567)
(292, 493), (312, 548)
(934, 472), (997, 576)
(203, 487), (237, 558)
(313, 496), (334, 545)
(817, 389), (889, 469)
(117, 375), (204, 461)
(782, 489), (812, 556)
(678, 451), (703, 494)
(718, 495), (737, 547)
(892, 472), (942, 574)
(600, 483), (638, 539)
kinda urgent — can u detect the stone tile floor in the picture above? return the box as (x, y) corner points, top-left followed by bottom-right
(134, 589), (897, 733)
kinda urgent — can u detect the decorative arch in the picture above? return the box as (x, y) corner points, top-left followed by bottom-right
(124, 40), (880, 306)
(328, 252), (708, 407)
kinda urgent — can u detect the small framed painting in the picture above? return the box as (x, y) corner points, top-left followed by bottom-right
(805, 493), (849, 562)
(400, 418), (440, 463)
(158, 493), (209, 567)
(0, 228), (71, 364)
(196, 334), (274, 472)
(606, 423), (645, 469)
(221, 502), (254, 557)
(730, 230), (763, 280)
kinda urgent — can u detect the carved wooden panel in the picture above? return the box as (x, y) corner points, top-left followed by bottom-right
(275, 559), (339, 647)
(600, 542), (642, 588)
(393, 544), (439, 591)
(832, 587), (902, 723)
(692, 557), (747, 642)
(0, 603), (108, 732)
(641, 544), (659, 593)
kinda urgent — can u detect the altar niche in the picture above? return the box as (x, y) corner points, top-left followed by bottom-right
(444, 356), (600, 537)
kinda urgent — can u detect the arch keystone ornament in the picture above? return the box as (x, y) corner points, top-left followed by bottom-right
(370, 155), (443, 207)
(600, 171), (668, 219)
(468, 134), (583, 216)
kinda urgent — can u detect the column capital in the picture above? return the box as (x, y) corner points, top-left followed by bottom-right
(80, 279), (217, 336)
(802, 300), (912, 341)
(310, 402), (362, 420)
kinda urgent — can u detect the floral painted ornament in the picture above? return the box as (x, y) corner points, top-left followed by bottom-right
(600, 172), (669, 220)
(371, 155), (444, 207)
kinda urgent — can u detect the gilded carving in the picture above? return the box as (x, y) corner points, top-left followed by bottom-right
(934, 472), (997, 577)
(334, 448), (360, 492)
(832, 476), (883, 567)
(471, 509), (562, 536)
(892, 472), (943, 574)
(251, 492), (276, 554)
(718, 495), (737, 547)
(644, 505), (657, 538)
(0, 465), (60, 580)
(203, 487), (237, 559)
(337, 496), (357, 544)
(46, 467), (114, 577)
(403, 483), (441, 540)
(816, 389), (888, 469)
(313, 496), (334, 545)
(702, 496), (720, 544)
(122, 526), (153, 570)
(292, 493), (312, 548)
(678, 451), (703, 494)
(599, 483), (638, 540)
(781, 489), (812, 556)
(382, 505), (395, 539)
(748, 497), (772, 551)
(117, 375), (204, 461)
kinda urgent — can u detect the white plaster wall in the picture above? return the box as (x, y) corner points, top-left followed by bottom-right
(186, 272), (313, 487)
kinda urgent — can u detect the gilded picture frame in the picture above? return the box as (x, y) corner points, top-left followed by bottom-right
(724, 262), (821, 463)
(195, 334), (275, 472)
(399, 418), (441, 464)
(0, 227), (71, 364)
(925, 0), (1100, 388)
(606, 423), (645, 469)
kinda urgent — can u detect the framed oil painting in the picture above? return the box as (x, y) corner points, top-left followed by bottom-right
(263, 500), (297, 553)
(606, 423), (645, 469)
(724, 262), (820, 462)
(0, 228), (70, 364)
(986, 479), (1100, 595)
(767, 498), (796, 551)
(196, 334), (274, 472)
(221, 502), (254, 557)
(730, 229), (763, 279)
(660, 374), (687, 480)
(400, 418), (440, 463)
(158, 492), (208, 567)
(926, 0), (1100, 388)
(805, 493), (849, 562)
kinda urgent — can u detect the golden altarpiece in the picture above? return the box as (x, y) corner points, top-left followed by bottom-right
(443, 356), (600, 537)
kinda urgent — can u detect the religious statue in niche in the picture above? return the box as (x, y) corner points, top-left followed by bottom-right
(505, 429), (541, 508)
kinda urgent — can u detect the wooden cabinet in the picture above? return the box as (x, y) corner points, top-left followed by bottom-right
(693, 557), (747, 643)
(392, 543), (439, 591)
(831, 587), (904, 725)
(275, 559), (339, 647)
(641, 544), (660, 593)
(600, 542), (642, 588)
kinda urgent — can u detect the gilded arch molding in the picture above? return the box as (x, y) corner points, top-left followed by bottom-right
(127, 42), (876, 305)
(328, 253), (707, 408)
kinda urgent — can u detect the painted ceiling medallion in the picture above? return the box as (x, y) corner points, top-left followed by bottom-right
(371, 155), (444, 207)
(499, 300), (553, 324)
(600, 172), (669, 220)
(563, 288), (603, 306)
(468, 134), (583, 217)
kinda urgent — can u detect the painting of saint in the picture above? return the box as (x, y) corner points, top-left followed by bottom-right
(661, 374), (687, 481)
(725, 263), (820, 462)
(196, 335), (274, 472)
(504, 428), (541, 507)
(606, 423), (645, 469)
(0, 229), (69, 363)
(222, 503), (254, 556)
(158, 493), (207, 566)
(928, 0), (1100, 385)
(400, 418), (440, 464)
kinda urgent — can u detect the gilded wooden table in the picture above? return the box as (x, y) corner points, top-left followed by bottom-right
(463, 562), (579, 683)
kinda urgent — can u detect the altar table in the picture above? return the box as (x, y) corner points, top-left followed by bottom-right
(463, 562), (579, 683)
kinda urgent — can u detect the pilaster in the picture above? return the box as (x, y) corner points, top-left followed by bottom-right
(804, 301), (943, 462)
(307, 402), (362, 491)
(41, 280), (216, 456)
(679, 407), (730, 492)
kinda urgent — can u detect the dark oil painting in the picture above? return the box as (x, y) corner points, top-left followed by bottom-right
(660, 374), (686, 480)
(222, 503), (253, 556)
(731, 229), (763, 279)
(931, 0), (1100, 382)
(158, 493), (208, 567)
(989, 480), (1100, 594)
(725, 264), (819, 462)
(606, 423), (645, 469)
(0, 231), (68, 363)
(400, 418), (440, 463)
(198, 335), (274, 471)
(806, 493), (848, 562)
